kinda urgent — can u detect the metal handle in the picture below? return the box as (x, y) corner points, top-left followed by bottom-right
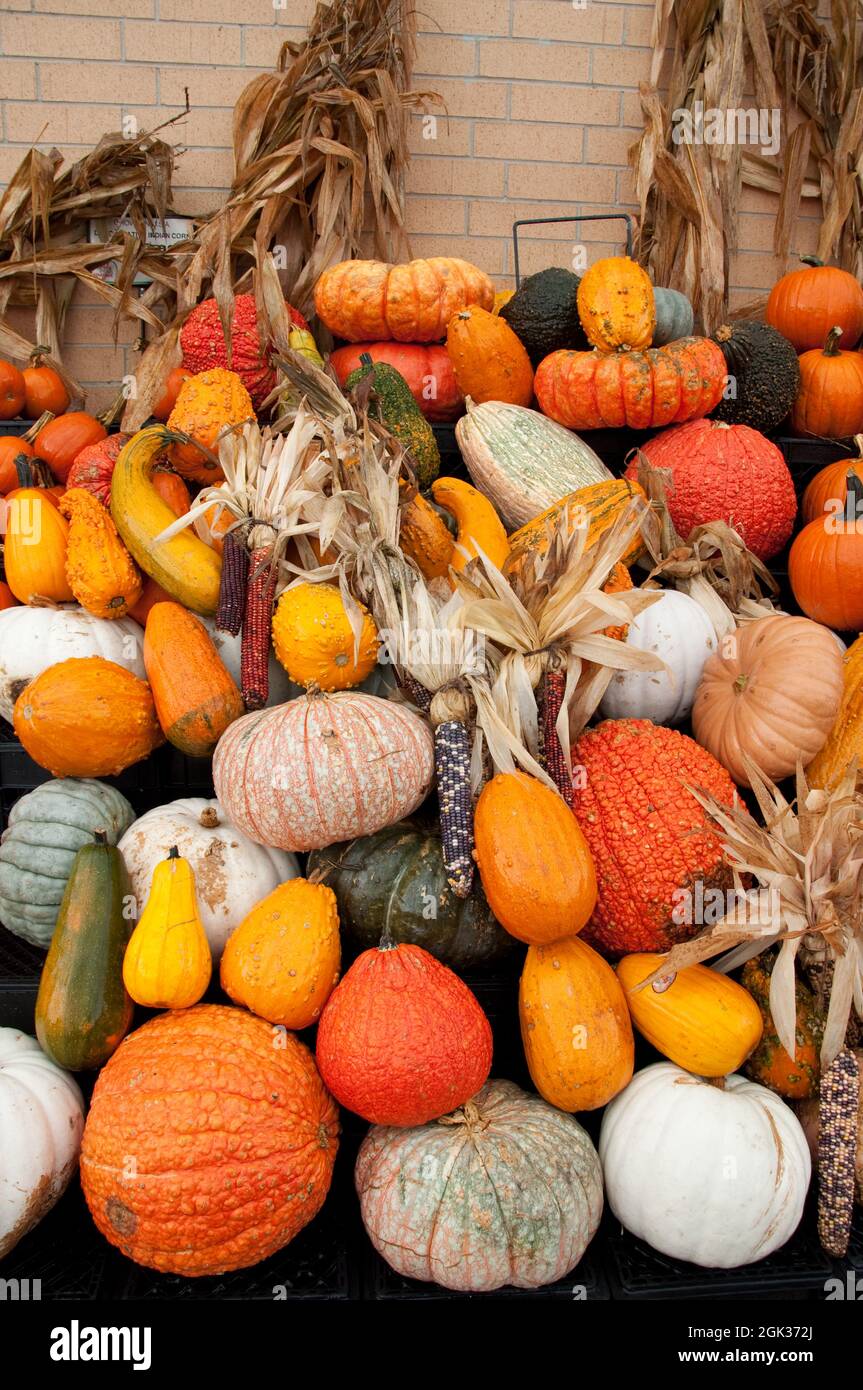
(512, 213), (634, 288)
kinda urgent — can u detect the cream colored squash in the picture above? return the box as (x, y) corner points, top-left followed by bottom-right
(118, 797), (300, 961)
(0, 605), (145, 723)
(0, 1028), (85, 1258)
(601, 589), (717, 725)
(599, 1061), (811, 1268)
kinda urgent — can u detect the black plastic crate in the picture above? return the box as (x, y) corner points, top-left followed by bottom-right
(775, 434), (857, 481)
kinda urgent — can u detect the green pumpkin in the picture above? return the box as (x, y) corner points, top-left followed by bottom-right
(651, 287), (695, 346)
(308, 822), (514, 971)
(35, 831), (134, 1070)
(0, 778), (135, 948)
(344, 356), (440, 487)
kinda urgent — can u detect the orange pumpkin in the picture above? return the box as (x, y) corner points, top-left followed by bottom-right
(79, 1004), (339, 1276)
(22, 356), (70, 417)
(14, 656), (164, 777)
(789, 472), (863, 631)
(445, 305), (534, 407)
(143, 601), (244, 757)
(534, 337), (726, 431)
(473, 770), (598, 945)
(802, 445), (863, 524)
(152, 467), (191, 516)
(152, 366), (192, 422)
(791, 326), (863, 438)
(0, 581), (18, 611)
(766, 256), (863, 352)
(314, 257), (495, 342)
(34, 412), (107, 484)
(0, 437), (33, 493)
(4, 489), (74, 604)
(166, 368), (253, 483)
(0, 361), (25, 420)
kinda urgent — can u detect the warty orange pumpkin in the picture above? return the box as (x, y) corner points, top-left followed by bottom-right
(314, 256), (495, 342)
(80, 1004), (339, 1275)
(144, 601), (244, 757)
(59, 487), (143, 619)
(520, 936), (634, 1111)
(445, 306), (534, 407)
(14, 656), (164, 778)
(64, 433), (130, 507)
(576, 255), (656, 352)
(473, 770), (597, 945)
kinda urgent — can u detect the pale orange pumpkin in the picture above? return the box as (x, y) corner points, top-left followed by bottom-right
(314, 257), (495, 342)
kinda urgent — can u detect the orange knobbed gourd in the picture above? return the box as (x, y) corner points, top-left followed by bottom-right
(14, 656), (164, 778)
(571, 720), (737, 958)
(80, 1004), (339, 1276)
(144, 601), (244, 757)
(520, 936), (634, 1112)
(473, 770), (597, 945)
(315, 940), (492, 1126)
(167, 368), (253, 483)
(60, 487), (143, 619)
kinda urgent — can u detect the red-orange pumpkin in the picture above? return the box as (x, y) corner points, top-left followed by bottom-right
(80, 1004), (339, 1276)
(328, 342), (463, 421)
(0, 361), (25, 420)
(65, 433), (130, 507)
(316, 941), (493, 1126)
(22, 357), (70, 417)
(151, 366), (192, 422)
(34, 412), (107, 484)
(534, 337), (726, 431)
(0, 436), (33, 493)
(571, 719), (737, 957)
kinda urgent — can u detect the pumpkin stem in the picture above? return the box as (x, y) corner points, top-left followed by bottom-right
(99, 386), (128, 428)
(199, 807), (220, 829)
(22, 409), (54, 444)
(733, 673), (749, 694)
(706, 1076), (727, 1090)
(14, 454), (34, 489)
(377, 922), (398, 952)
(167, 845), (180, 860)
(28, 595), (62, 610)
(799, 255), (824, 268)
(823, 326), (844, 356)
(714, 324), (733, 343)
(93, 828), (108, 846)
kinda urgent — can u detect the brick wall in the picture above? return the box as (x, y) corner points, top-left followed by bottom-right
(0, 0), (825, 408)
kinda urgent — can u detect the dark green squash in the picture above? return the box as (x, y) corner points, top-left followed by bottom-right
(35, 830), (135, 1070)
(500, 267), (589, 366)
(711, 321), (800, 432)
(344, 355), (440, 487)
(307, 822), (514, 970)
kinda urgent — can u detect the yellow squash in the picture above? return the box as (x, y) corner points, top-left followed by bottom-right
(506, 478), (647, 572)
(122, 846), (212, 1009)
(110, 426), (221, 615)
(807, 634), (863, 790)
(430, 476), (509, 574)
(617, 953), (763, 1078)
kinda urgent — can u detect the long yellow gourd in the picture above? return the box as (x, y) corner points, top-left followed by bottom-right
(807, 633), (863, 789)
(110, 426), (221, 615)
(122, 847), (212, 1009)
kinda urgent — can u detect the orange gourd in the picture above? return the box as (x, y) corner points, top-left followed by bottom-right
(445, 306), (534, 407)
(0, 582), (17, 611)
(220, 878), (341, 1028)
(22, 355), (70, 417)
(65, 433), (130, 507)
(766, 256), (863, 352)
(520, 936), (634, 1111)
(60, 487), (143, 619)
(14, 656), (164, 778)
(398, 489), (454, 579)
(80, 1004), (339, 1275)
(0, 361), (25, 420)
(143, 601), (244, 757)
(314, 256), (495, 342)
(576, 255), (656, 352)
(791, 327), (863, 438)
(4, 488), (74, 604)
(473, 770), (597, 945)
(802, 445), (863, 524)
(128, 576), (174, 627)
(741, 954), (823, 1099)
(0, 437), (33, 493)
(152, 467), (191, 516)
(271, 583), (379, 692)
(152, 366), (192, 422)
(166, 368), (253, 483)
(789, 472), (863, 631)
(506, 478), (647, 573)
(34, 412), (107, 484)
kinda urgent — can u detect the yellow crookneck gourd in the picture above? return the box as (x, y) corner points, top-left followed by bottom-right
(430, 476), (509, 577)
(122, 846), (212, 1009)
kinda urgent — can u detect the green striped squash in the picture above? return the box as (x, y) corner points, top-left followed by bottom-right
(455, 397), (612, 529)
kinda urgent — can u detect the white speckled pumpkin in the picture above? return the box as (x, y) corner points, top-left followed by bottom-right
(213, 691), (435, 853)
(0, 1028), (85, 1258)
(599, 1062), (811, 1268)
(0, 604), (145, 723)
(118, 798), (299, 961)
(600, 588), (717, 725)
(356, 1078), (603, 1292)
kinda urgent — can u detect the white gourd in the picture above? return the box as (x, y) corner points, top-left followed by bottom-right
(601, 589), (717, 725)
(599, 1062), (811, 1269)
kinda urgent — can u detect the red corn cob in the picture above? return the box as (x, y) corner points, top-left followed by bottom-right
(241, 546), (276, 710)
(542, 667), (572, 806)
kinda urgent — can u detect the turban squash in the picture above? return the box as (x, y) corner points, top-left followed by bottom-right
(80, 1005), (339, 1276)
(314, 256), (495, 342)
(534, 336), (726, 432)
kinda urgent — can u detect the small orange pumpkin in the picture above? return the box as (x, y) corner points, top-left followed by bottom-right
(144, 601), (244, 757)
(0, 437), (33, 494)
(34, 412), (107, 484)
(152, 366), (192, 422)
(791, 327), (863, 438)
(167, 369), (254, 483)
(766, 255), (863, 352)
(0, 361), (26, 420)
(22, 355), (70, 418)
(789, 471), (863, 632)
(445, 306), (534, 407)
(801, 442), (863, 524)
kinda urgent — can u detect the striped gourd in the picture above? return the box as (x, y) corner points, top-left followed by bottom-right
(456, 398), (611, 530)
(507, 478), (647, 571)
(807, 634), (863, 789)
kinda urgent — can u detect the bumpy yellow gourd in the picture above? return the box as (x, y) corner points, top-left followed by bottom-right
(122, 847), (212, 1009)
(271, 582), (379, 691)
(430, 476), (509, 574)
(60, 487), (143, 619)
(807, 634), (863, 790)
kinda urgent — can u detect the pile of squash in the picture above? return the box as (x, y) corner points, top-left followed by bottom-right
(1, 251), (862, 1296)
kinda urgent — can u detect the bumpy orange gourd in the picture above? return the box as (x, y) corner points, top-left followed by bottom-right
(807, 635), (863, 790)
(65, 433), (130, 507)
(167, 368), (253, 483)
(445, 306), (534, 407)
(571, 720), (737, 957)
(220, 878), (341, 1028)
(4, 489), (74, 604)
(474, 770), (597, 945)
(14, 656), (164, 778)
(520, 935), (634, 1110)
(430, 476), (509, 573)
(601, 561), (634, 642)
(617, 953), (763, 1077)
(60, 487), (143, 619)
(506, 478), (647, 572)
(791, 327), (863, 438)
(80, 1004), (339, 1275)
(576, 256), (656, 352)
(143, 601), (244, 757)
(271, 583), (379, 691)
(741, 954), (823, 1099)
(766, 256), (863, 352)
(534, 337), (726, 431)
(399, 489), (454, 579)
(314, 256), (495, 342)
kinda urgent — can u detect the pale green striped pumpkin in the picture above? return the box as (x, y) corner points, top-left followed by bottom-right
(455, 397), (612, 529)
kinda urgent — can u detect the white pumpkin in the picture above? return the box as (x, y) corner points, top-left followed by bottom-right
(200, 618), (297, 707)
(118, 798), (300, 960)
(599, 1062), (811, 1269)
(0, 1028), (85, 1258)
(601, 589), (717, 725)
(0, 605), (145, 723)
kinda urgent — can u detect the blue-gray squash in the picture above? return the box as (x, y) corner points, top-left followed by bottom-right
(652, 287), (695, 346)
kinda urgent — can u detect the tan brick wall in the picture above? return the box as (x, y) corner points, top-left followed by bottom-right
(0, 0), (821, 408)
